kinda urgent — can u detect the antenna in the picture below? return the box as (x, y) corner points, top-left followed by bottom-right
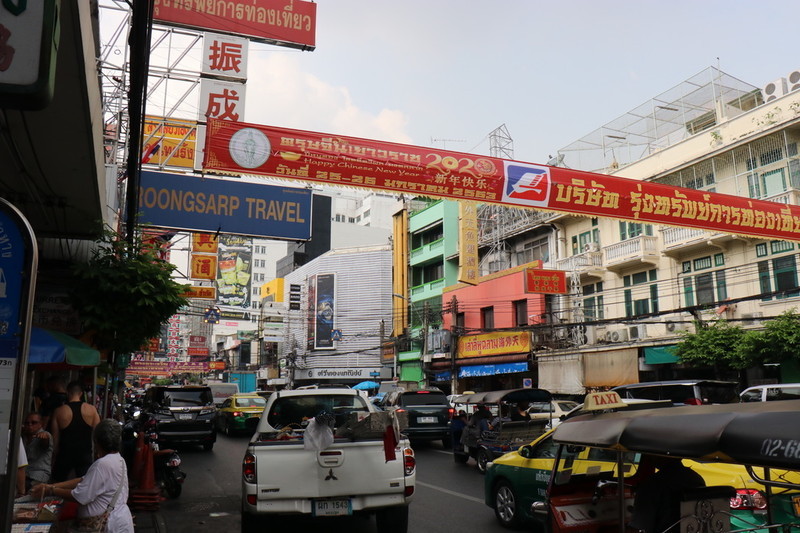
(430, 137), (466, 150)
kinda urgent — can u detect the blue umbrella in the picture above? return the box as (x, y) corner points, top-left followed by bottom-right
(353, 380), (380, 390)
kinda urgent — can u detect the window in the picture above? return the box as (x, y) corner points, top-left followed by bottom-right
(624, 270), (658, 318)
(693, 256), (712, 270)
(682, 268), (727, 307)
(481, 307), (495, 329)
(513, 299), (528, 327)
(758, 256), (800, 300)
(582, 282), (604, 320)
(411, 224), (444, 249)
(517, 237), (549, 265)
(619, 222), (653, 241)
(571, 229), (600, 255)
(412, 262), (444, 286)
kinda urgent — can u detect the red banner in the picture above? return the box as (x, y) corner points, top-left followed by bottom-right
(153, 0), (316, 51)
(525, 268), (568, 294)
(203, 119), (800, 242)
(188, 346), (210, 356)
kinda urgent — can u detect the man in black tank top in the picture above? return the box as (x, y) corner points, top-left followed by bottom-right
(50, 381), (101, 482)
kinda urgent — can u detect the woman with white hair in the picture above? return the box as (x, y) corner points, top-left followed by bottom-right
(32, 418), (133, 532)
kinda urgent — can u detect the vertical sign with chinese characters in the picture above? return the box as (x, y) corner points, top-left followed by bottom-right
(202, 33), (248, 81)
(199, 79), (246, 123)
(166, 314), (181, 359)
(458, 202), (479, 285)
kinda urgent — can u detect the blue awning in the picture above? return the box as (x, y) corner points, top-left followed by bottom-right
(28, 327), (101, 366)
(433, 371), (452, 382)
(458, 361), (528, 378)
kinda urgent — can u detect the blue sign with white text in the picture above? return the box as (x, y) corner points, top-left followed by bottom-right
(138, 171), (312, 240)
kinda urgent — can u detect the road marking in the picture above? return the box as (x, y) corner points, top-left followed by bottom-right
(415, 480), (484, 504)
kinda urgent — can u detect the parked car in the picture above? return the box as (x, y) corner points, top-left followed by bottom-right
(141, 385), (217, 451)
(526, 399), (579, 425)
(611, 379), (739, 405)
(740, 382), (800, 402)
(382, 388), (452, 446)
(215, 393), (267, 435)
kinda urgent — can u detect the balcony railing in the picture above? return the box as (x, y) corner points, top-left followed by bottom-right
(556, 251), (604, 278)
(409, 238), (445, 261)
(604, 235), (659, 270)
(410, 278), (446, 297)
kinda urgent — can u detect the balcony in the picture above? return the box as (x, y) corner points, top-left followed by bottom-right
(409, 238), (445, 266)
(410, 278), (447, 300)
(556, 251), (605, 280)
(661, 226), (752, 258)
(604, 235), (659, 272)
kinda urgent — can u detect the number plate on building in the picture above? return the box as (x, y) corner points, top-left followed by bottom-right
(417, 416), (436, 423)
(312, 499), (352, 517)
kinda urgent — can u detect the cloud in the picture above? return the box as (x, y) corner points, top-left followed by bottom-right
(244, 53), (412, 144)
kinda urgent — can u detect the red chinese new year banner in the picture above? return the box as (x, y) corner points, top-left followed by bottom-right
(153, 0), (316, 51)
(525, 268), (568, 294)
(203, 119), (800, 242)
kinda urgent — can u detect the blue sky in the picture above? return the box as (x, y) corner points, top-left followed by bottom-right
(240, 0), (800, 166)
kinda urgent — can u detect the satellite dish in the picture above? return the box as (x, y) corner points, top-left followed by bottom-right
(547, 153), (565, 167)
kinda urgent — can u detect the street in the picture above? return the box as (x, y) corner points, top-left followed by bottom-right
(156, 432), (510, 533)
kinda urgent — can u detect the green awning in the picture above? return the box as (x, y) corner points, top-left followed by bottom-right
(398, 350), (421, 362)
(644, 345), (679, 365)
(399, 362), (424, 383)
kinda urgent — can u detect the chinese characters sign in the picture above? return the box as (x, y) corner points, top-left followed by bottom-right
(202, 33), (248, 81)
(458, 332), (531, 359)
(199, 79), (245, 122)
(525, 268), (568, 294)
(203, 119), (800, 242)
(153, 0), (316, 51)
(458, 202), (479, 285)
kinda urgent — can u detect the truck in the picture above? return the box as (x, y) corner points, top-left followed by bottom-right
(240, 387), (415, 533)
(228, 371), (257, 393)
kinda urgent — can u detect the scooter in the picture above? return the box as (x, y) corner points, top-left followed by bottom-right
(144, 429), (187, 499)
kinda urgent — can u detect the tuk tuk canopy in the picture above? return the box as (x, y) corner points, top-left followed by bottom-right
(553, 399), (800, 470)
(452, 388), (552, 407)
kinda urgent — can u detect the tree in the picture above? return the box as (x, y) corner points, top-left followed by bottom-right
(740, 309), (800, 365)
(70, 226), (190, 358)
(673, 320), (754, 371)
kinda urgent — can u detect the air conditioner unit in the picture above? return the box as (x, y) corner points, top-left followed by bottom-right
(584, 327), (597, 345)
(787, 70), (800, 92)
(583, 242), (599, 253)
(762, 78), (788, 103)
(628, 324), (645, 340)
(605, 328), (629, 343)
(664, 320), (690, 333)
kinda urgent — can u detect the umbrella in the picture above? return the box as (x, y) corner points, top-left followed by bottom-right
(28, 327), (101, 366)
(353, 380), (380, 390)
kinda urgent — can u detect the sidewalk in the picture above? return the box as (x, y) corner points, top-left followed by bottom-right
(133, 510), (166, 533)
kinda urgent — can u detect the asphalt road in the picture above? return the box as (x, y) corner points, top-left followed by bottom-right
(157, 432), (511, 533)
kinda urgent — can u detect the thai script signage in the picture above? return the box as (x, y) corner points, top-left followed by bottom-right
(203, 119), (800, 242)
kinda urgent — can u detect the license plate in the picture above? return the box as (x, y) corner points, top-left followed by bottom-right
(177, 413), (193, 420)
(312, 499), (352, 517)
(417, 416), (436, 423)
(793, 494), (800, 516)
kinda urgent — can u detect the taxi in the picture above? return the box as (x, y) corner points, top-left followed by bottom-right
(483, 392), (800, 531)
(215, 393), (267, 435)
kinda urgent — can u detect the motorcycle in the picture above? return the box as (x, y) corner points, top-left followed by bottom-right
(121, 414), (186, 498)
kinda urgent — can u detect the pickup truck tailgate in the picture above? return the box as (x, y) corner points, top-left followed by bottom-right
(250, 438), (408, 499)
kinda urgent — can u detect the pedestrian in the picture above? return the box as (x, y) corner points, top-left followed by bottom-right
(450, 410), (468, 449)
(510, 401), (530, 421)
(489, 404), (511, 431)
(22, 412), (53, 492)
(40, 375), (68, 431)
(51, 380), (101, 482)
(32, 419), (134, 533)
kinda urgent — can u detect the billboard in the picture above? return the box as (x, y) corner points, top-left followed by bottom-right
(524, 268), (568, 294)
(203, 119), (800, 243)
(142, 116), (198, 169)
(138, 170), (312, 240)
(314, 273), (335, 350)
(152, 0), (317, 51)
(217, 234), (252, 308)
(458, 332), (532, 359)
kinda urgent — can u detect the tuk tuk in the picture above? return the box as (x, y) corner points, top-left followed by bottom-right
(484, 393), (800, 532)
(453, 388), (552, 473)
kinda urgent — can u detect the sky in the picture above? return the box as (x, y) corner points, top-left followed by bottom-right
(231, 0), (800, 167)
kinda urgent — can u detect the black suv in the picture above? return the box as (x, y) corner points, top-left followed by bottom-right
(142, 386), (217, 451)
(383, 388), (452, 446)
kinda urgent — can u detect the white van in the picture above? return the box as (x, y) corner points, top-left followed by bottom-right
(207, 382), (239, 406)
(739, 383), (800, 402)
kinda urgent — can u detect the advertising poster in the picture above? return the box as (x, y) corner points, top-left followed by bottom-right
(306, 275), (316, 350)
(216, 234), (252, 308)
(314, 273), (335, 350)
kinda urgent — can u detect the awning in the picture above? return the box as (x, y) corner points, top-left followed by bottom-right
(644, 345), (680, 364)
(458, 361), (528, 378)
(29, 327), (101, 366)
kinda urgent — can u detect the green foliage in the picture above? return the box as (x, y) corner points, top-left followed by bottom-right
(740, 309), (800, 364)
(673, 320), (754, 370)
(70, 226), (190, 356)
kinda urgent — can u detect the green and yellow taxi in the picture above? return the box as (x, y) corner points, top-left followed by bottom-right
(484, 392), (800, 532)
(215, 393), (267, 435)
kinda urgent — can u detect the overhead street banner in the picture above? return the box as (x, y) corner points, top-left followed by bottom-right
(126, 360), (209, 376)
(153, 0), (316, 51)
(138, 170), (312, 240)
(203, 119), (800, 242)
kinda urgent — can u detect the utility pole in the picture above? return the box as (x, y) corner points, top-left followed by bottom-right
(449, 295), (459, 395)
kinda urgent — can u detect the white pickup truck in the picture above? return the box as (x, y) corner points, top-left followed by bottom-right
(240, 388), (416, 533)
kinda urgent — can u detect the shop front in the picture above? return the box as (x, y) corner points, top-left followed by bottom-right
(453, 331), (533, 393)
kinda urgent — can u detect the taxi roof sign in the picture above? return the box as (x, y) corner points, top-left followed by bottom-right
(583, 391), (627, 411)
